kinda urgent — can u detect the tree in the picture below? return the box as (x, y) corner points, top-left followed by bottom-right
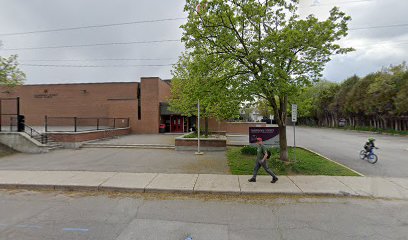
(169, 52), (244, 136)
(313, 81), (339, 127)
(0, 54), (25, 86)
(255, 99), (273, 119)
(331, 75), (359, 123)
(178, 0), (352, 161)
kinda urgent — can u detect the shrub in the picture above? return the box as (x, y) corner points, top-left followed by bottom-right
(240, 145), (257, 155)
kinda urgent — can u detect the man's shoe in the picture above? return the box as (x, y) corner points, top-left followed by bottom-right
(248, 178), (256, 182)
(271, 177), (278, 183)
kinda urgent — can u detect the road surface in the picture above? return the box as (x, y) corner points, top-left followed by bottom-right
(286, 126), (408, 177)
(0, 190), (407, 240)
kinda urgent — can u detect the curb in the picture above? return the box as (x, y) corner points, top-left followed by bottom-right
(0, 183), (367, 199)
(1, 181), (407, 200)
(298, 146), (365, 177)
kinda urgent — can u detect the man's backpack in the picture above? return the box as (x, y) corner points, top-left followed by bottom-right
(266, 149), (272, 159)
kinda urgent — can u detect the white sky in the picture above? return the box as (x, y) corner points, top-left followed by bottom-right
(0, 0), (407, 84)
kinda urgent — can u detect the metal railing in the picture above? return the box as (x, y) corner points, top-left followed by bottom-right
(1, 115), (18, 132)
(23, 124), (48, 144)
(45, 116), (130, 132)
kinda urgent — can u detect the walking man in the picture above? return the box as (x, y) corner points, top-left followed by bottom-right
(248, 138), (278, 183)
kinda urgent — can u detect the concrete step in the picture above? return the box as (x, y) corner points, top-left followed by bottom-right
(47, 145), (63, 151)
(81, 143), (175, 149)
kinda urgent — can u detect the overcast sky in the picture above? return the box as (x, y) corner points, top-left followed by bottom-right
(0, 0), (407, 84)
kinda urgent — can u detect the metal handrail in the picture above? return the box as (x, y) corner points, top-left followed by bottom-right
(45, 116), (130, 132)
(23, 124), (48, 144)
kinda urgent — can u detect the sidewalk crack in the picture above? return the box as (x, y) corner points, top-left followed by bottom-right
(192, 174), (199, 193)
(237, 175), (242, 194)
(144, 173), (159, 192)
(287, 176), (303, 193)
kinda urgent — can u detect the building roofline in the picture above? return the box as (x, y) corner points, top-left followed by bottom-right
(17, 81), (139, 87)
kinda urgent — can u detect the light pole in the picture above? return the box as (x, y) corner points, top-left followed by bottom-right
(195, 99), (204, 155)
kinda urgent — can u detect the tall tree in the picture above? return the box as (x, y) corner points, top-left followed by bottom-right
(0, 54), (25, 86)
(178, 0), (352, 161)
(170, 52), (244, 135)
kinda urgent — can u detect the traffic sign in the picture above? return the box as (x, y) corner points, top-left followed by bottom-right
(292, 104), (297, 122)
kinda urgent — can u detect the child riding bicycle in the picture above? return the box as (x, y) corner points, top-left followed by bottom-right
(364, 137), (378, 156)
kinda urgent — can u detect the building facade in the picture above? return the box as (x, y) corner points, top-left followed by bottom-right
(0, 77), (192, 134)
(0, 76), (265, 135)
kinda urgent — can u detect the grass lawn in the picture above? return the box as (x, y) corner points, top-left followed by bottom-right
(227, 146), (359, 176)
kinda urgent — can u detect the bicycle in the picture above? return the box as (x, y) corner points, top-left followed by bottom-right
(359, 148), (379, 164)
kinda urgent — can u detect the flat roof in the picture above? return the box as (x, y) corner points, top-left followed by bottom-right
(19, 81), (139, 87)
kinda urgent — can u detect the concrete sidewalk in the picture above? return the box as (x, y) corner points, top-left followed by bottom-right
(1, 170), (408, 200)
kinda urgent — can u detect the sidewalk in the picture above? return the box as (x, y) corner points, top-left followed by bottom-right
(1, 170), (408, 200)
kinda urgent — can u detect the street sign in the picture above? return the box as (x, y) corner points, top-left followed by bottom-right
(292, 104), (298, 162)
(292, 104), (297, 122)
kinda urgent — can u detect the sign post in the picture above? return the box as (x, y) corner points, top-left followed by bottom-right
(292, 104), (297, 162)
(195, 99), (203, 155)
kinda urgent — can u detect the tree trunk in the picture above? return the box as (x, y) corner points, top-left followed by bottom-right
(268, 95), (289, 162)
(278, 124), (288, 161)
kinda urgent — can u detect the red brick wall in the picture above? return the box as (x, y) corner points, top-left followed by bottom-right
(48, 128), (130, 142)
(0, 82), (139, 132)
(158, 80), (171, 102)
(199, 118), (266, 134)
(135, 77), (160, 133)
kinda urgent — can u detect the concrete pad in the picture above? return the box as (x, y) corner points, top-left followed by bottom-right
(387, 177), (408, 191)
(145, 173), (198, 193)
(194, 174), (240, 194)
(0, 171), (46, 187)
(17, 171), (78, 190)
(336, 176), (408, 199)
(289, 176), (357, 196)
(99, 173), (158, 192)
(239, 175), (302, 195)
(54, 171), (117, 191)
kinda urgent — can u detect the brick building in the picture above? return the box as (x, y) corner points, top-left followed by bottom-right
(0, 76), (265, 135)
(0, 77), (196, 134)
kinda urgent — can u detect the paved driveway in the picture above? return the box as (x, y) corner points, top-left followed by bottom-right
(226, 127), (408, 178)
(287, 126), (408, 178)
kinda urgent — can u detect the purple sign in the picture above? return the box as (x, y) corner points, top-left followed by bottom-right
(249, 127), (280, 146)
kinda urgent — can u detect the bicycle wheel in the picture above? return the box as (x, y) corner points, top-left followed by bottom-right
(368, 154), (378, 164)
(359, 150), (366, 160)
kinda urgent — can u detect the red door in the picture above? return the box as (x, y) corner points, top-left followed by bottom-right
(171, 116), (183, 132)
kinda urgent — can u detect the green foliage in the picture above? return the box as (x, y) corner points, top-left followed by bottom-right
(182, 132), (209, 138)
(255, 99), (273, 118)
(176, 0), (353, 161)
(227, 147), (359, 176)
(169, 52), (243, 120)
(0, 55), (25, 86)
(240, 145), (258, 155)
(294, 62), (408, 129)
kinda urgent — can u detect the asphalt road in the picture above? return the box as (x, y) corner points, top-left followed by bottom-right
(285, 127), (408, 178)
(0, 190), (407, 240)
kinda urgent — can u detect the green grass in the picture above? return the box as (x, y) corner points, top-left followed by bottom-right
(227, 146), (360, 176)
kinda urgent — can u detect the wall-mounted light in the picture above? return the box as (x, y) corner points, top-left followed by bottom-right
(81, 89), (88, 94)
